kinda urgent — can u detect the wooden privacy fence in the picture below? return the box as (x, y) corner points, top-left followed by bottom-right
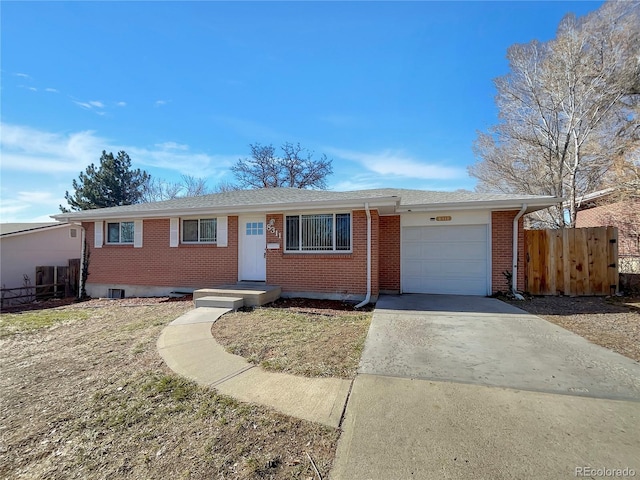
(525, 227), (618, 296)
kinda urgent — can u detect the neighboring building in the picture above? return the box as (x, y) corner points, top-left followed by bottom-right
(0, 223), (82, 293)
(52, 188), (558, 300)
(575, 192), (640, 272)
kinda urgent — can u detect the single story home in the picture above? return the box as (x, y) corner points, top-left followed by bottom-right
(52, 188), (559, 301)
(0, 223), (82, 301)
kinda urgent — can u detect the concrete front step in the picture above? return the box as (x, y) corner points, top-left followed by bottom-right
(195, 296), (244, 310)
(193, 284), (281, 307)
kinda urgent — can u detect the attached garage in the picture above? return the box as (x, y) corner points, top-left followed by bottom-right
(401, 224), (489, 295)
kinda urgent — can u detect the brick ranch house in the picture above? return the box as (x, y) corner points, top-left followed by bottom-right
(52, 188), (559, 301)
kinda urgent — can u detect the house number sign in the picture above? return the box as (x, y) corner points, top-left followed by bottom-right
(267, 218), (282, 238)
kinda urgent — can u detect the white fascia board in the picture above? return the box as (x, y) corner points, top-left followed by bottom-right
(395, 198), (562, 214)
(50, 197), (401, 222)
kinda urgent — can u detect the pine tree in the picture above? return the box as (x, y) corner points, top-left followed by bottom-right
(60, 151), (150, 212)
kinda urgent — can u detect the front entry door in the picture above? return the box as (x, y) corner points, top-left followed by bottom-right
(239, 216), (266, 281)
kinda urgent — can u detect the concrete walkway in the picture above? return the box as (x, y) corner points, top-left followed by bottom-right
(331, 295), (640, 479)
(157, 308), (351, 428)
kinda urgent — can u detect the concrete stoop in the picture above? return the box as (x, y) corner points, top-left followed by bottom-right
(195, 296), (244, 310)
(193, 283), (281, 308)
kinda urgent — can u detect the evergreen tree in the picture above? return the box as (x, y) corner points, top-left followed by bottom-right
(60, 151), (150, 212)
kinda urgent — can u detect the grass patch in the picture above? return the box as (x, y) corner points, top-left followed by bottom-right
(73, 371), (337, 478)
(212, 305), (372, 378)
(0, 308), (90, 338)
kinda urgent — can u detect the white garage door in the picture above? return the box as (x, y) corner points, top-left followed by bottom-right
(402, 225), (488, 295)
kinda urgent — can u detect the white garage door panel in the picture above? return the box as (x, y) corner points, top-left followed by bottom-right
(403, 277), (485, 295)
(402, 225), (488, 296)
(404, 228), (423, 242)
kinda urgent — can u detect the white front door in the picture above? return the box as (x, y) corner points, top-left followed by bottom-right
(239, 216), (266, 281)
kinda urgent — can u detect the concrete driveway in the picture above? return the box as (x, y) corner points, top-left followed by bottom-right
(331, 295), (640, 480)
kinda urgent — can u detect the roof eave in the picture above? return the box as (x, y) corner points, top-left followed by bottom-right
(1, 222), (72, 238)
(395, 198), (562, 214)
(51, 196), (401, 222)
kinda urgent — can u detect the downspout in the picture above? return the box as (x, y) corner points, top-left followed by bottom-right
(79, 223), (86, 300)
(512, 204), (527, 300)
(355, 203), (371, 309)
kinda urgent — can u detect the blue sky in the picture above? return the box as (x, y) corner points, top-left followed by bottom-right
(1, 1), (602, 222)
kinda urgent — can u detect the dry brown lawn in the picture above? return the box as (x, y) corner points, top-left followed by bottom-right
(0, 297), (340, 480)
(211, 298), (373, 379)
(505, 296), (640, 362)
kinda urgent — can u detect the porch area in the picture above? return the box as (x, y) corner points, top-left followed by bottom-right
(193, 282), (281, 310)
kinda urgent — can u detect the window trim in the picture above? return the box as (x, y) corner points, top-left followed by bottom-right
(284, 211), (352, 254)
(105, 221), (135, 245)
(181, 217), (218, 244)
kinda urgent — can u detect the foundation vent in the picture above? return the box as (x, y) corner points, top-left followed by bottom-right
(108, 288), (125, 299)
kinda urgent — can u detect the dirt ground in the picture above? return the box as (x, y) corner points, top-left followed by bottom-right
(0, 297), (339, 480)
(505, 295), (640, 362)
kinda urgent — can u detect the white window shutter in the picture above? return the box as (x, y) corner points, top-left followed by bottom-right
(217, 216), (228, 247)
(94, 222), (103, 248)
(134, 220), (143, 248)
(170, 218), (179, 247)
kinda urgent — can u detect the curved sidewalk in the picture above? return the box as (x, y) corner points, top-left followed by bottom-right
(157, 307), (351, 428)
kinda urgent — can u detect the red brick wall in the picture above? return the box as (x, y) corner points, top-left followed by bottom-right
(84, 210), (381, 298)
(83, 218), (238, 289)
(379, 215), (400, 292)
(576, 200), (639, 256)
(491, 211), (524, 293)
(266, 210), (379, 297)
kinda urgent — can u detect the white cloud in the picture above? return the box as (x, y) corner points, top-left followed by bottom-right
(0, 123), (103, 173)
(0, 123), (241, 221)
(116, 101), (127, 107)
(45, 88), (59, 93)
(327, 147), (466, 181)
(16, 191), (58, 204)
(0, 123), (236, 196)
(14, 72), (31, 79)
(73, 99), (105, 112)
(0, 198), (30, 217)
(127, 144), (236, 176)
(154, 142), (188, 151)
(330, 173), (387, 191)
(155, 100), (168, 107)
(0, 191), (63, 223)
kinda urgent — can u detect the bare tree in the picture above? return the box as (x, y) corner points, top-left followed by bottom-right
(231, 142), (333, 189)
(469, 1), (639, 227)
(141, 175), (212, 202)
(213, 180), (240, 193)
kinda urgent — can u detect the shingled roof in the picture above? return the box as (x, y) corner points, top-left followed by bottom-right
(0, 222), (66, 236)
(52, 187), (560, 221)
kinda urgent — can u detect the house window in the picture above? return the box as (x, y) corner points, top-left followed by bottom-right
(285, 213), (351, 252)
(182, 218), (217, 243)
(107, 222), (134, 244)
(246, 222), (264, 236)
